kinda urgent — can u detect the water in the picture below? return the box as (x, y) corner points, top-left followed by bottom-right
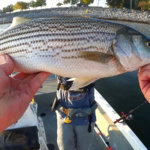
(95, 71), (150, 149)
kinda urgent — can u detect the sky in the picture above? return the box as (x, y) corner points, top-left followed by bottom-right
(0, 0), (107, 10)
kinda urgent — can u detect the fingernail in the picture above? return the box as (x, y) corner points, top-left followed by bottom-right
(0, 55), (6, 64)
(0, 55), (9, 62)
(0, 55), (12, 66)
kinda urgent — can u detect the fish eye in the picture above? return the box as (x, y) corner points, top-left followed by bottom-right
(146, 41), (150, 48)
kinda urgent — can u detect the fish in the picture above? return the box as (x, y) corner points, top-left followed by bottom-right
(0, 17), (150, 90)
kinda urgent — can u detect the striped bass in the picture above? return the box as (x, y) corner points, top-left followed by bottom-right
(0, 17), (150, 90)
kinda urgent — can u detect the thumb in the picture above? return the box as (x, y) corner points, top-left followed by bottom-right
(0, 55), (14, 76)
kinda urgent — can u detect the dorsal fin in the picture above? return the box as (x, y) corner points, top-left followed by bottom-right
(10, 17), (31, 28)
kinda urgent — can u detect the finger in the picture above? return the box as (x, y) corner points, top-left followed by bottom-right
(138, 79), (150, 103)
(139, 64), (150, 72)
(13, 73), (29, 80)
(23, 73), (39, 82)
(28, 72), (50, 95)
(14, 73), (37, 82)
(138, 70), (150, 103)
(0, 69), (9, 93)
(0, 55), (14, 76)
(138, 70), (150, 90)
(138, 69), (150, 81)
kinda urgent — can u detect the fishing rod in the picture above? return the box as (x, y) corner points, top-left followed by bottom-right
(114, 101), (148, 124)
(94, 124), (113, 150)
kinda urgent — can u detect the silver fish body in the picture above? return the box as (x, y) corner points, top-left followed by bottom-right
(0, 17), (150, 89)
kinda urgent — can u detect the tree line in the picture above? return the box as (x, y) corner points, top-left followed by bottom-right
(57, 0), (150, 10)
(57, 0), (94, 7)
(106, 0), (150, 10)
(0, 0), (46, 14)
(0, 0), (150, 14)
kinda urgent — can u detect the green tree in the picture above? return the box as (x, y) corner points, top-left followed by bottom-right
(36, 0), (46, 7)
(106, 0), (123, 8)
(29, 0), (37, 7)
(61, 0), (94, 5)
(63, 0), (70, 4)
(63, 0), (79, 5)
(122, 0), (140, 9)
(13, 2), (29, 10)
(135, 0), (141, 9)
(63, 0), (71, 4)
(2, 4), (13, 13)
(57, 2), (63, 6)
(147, 0), (150, 10)
(106, 0), (139, 9)
(81, 0), (94, 5)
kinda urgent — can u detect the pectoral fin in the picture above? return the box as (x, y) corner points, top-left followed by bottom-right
(69, 77), (97, 91)
(79, 51), (114, 64)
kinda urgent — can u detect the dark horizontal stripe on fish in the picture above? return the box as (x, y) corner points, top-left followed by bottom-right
(0, 28), (115, 42)
(0, 42), (30, 51)
(61, 46), (100, 52)
(8, 49), (32, 55)
(1, 25), (86, 39)
(0, 32), (115, 47)
(0, 40), (104, 53)
(6, 49), (59, 58)
(0, 39), (112, 53)
(12, 23), (87, 31)
(29, 18), (101, 25)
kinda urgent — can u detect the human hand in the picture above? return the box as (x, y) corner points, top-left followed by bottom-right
(0, 55), (50, 132)
(138, 64), (150, 103)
